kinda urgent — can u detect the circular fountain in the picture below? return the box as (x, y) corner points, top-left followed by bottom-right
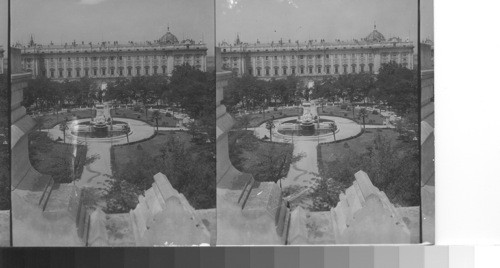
(67, 103), (132, 140)
(254, 102), (363, 143)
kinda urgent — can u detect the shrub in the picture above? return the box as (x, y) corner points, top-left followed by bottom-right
(136, 144), (143, 150)
(133, 106), (141, 112)
(273, 107), (278, 111)
(340, 104), (348, 110)
(343, 142), (350, 149)
(165, 113), (172, 117)
(372, 110), (379, 115)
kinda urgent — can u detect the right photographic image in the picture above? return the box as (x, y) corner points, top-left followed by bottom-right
(216, 0), (432, 245)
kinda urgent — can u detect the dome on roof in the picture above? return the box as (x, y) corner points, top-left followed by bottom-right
(159, 28), (179, 44)
(365, 25), (386, 42)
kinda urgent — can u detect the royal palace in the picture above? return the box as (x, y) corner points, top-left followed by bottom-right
(14, 28), (208, 81)
(219, 26), (414, 80)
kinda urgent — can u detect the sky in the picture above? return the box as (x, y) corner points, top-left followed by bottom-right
(0, 0), (7, 51)
(11, 0), (215, 55)
(217, 0), (429, 45)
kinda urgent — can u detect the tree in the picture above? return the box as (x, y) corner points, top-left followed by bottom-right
(374, 62), (418, 116)
(151, 110), (161, 132)
(59, 120), (69, 143)
(265, 120), (275, 141)
(358, 108), (368, 129)
(122, 124), (130, 144)
(329, 121), (338, 141)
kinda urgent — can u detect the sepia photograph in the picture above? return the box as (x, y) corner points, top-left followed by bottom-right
(216, 0), (426, 245)
(10, 0), (215, 246)
(0, 0), (9, 247)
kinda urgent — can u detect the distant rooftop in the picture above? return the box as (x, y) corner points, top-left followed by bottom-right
(13, 28), (207, 52)
(219, 25), (413, 49)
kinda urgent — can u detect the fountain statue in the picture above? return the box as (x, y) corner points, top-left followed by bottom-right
(68, 103), (131, 139)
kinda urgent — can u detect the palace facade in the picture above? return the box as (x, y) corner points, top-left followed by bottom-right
(14, 28), (208, 81)
(218, 26), (414, 80)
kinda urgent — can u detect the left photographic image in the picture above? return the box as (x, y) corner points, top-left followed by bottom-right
(0, 0), (10, 247)
(10, 0), (215, 246)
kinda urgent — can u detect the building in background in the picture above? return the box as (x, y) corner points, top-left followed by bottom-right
(219, 26), (414, 80)
(14, 28), (208, 82)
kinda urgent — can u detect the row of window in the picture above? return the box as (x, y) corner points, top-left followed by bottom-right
(223, 52), (409, 62)
(47, 65), (168, 78)
(32, 54), (203, 63)
(247, 63), (375, 76)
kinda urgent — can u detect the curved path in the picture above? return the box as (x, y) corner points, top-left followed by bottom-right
(45, 117), (186, 190)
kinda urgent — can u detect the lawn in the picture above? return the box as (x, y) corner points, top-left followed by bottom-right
(235, 107), (303, 128)
(36, 109), (95, 129)
(317, 105), (386, 125)
(111, 131), (192, 175)
(29, 131), (88, 184)
(111, 108), (179, 127)
(228, 130), (294, 181)
(319, 129), (400, 165)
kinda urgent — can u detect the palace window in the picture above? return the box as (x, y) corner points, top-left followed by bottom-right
(326, 66), (330, 74)
(291, 55), (295, 59)
(283, 67), (287, 75)
(59, 69), (63, 77)
(265, 56), (269, 60)
(317, 66), (322, 73)
(308, 55), (313, 59)
(119, 68), (123, 76)
(257, 68), (261, 76)
(68, 57), (71, 61)
(265, 67), (270, 76)
(110, 56), (115, 61)
(84, 69), (89, 77)
(50, 69), (55, 78)
(351, 64), (356, 73)
(153, 66), (158, 75)
(308, 66), (313, 74)
(317, 55), (321, 59)
(360, 64), (365, 73)
(136, 67), (141, 76)
(162, 66), (167, 74)
(119, 56), (122, 60)
(300, 67), (304, 74)
(274, 56), (278, 60)
(274, 68), (279, 75)
(93, 68), (98, 76)
(326, 54), (330, 59)
(248, 68), (253, 75)
(334, 65), (339, 74)
(76, 69), (81, 77)
(299, 55), (304, 59)
(145, 67), (149, 75)
(101, 68), (106, 76)
(128, 67), (132, 76)
(110, 68), (115, 76)
(343, 65), (347, 74)
(59, 58), (62, 62)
